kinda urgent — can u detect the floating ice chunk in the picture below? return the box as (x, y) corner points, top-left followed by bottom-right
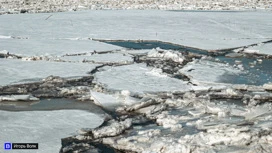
(243, 49), (260, 54)
(206, 103), (230, 115)
(90, 91), (139, 110)
(0, 95), (39, 101)
(92, 119), (132, 139)
(90, 91), (119, 109)
(188, 110), (205, 116)
(156, 113), (182, 130)
(263, 83), (272, 91)
(0, 50), (9, 54)
(147, 48), (184, 63)
(0, 35), (11, 39)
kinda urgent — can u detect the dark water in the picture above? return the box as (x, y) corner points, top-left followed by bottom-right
(103, 40), (207, 55)
(217, 56), (272, 85)
(0, 98), (105, 114)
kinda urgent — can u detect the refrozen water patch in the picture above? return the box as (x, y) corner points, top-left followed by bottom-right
(0, 39), (121, 57)
(0, 59), (100, 86)
(0, 110), (104, 153)
(94, 64), (191, 93)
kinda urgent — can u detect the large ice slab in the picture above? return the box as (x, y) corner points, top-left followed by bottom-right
(0, 59), (99, 86)
(0, 110), (104, 153)
(94, 64), (191, 93)
(179, 59), (242, 84)
(0, 39), (121, 57)
(0, 10), (271, 50)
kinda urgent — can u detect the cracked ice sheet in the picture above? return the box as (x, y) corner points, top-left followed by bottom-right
(0, 39), (121, 57)
(94, 64), (191, 93)
(0, 59), (100, 86)
(179, 60), (242, 85)
(1, 10), (272, 50)
(0, 110), (104, 153)
(61, 52), (133, 63)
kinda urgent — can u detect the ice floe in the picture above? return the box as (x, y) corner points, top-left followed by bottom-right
(0, 39), (121, 57)
(0, 59), (100, 86)
(179, 59), (242, 84)
(0, 110), (104, 153)
(94, 64), (191, 93)
(0, 94), (39, 101)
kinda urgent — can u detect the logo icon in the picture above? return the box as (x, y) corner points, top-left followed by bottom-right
(4, 143), (12, 150)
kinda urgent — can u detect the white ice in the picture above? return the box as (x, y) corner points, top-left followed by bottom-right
(0, 110), (104, 153)
(90, 90), (140, 110)
(0, 95), (39, 101)
(0, 10), (271, 50)
(0, 58), (100, 86)
(94, 64), (191, 93)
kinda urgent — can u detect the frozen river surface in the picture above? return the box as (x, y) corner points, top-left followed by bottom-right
(0, 10), (272, 153)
